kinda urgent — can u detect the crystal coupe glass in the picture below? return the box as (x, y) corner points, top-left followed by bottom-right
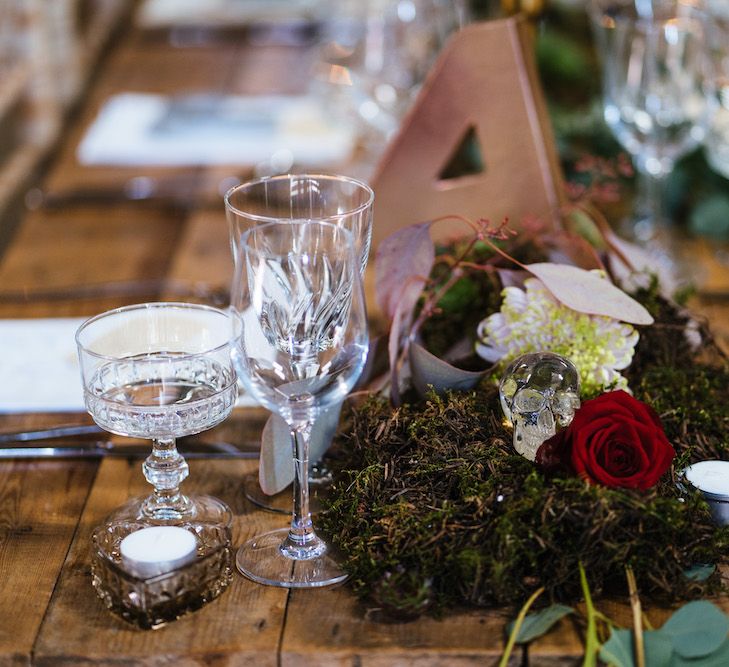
(225, 173), (373, 513)
(230, 221), (369, 587)
(76, 302), (238, 525)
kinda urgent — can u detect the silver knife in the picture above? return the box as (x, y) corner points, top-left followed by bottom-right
(0, 438), (260, 459)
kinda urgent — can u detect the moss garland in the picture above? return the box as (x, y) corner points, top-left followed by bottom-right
(320, 289), (729, 619)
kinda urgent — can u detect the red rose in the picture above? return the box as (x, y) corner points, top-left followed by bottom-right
(535, 390), (675, 490)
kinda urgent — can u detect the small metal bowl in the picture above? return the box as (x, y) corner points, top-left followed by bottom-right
(683, 460), (729, 527)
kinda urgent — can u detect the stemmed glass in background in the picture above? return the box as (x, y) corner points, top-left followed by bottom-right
(312, 0), (467, 177)
(704, 1), (729, 179)
(225, 173), (373, 514)
(589, 0), (716, 247)
(76, 302), (238, 526)
(230, 221), (369, 587)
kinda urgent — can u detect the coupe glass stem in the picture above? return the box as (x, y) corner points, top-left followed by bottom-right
(142, 437), (192, 520)
(280, 421), (327, 560)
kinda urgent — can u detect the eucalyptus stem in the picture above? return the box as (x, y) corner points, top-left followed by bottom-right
(498, 587), (544, 667)
(579, 563), (599, 667)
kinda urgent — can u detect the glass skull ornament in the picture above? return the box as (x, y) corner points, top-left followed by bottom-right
(499, 352), (581, 461)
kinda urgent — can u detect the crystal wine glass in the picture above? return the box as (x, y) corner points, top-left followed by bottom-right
(589, 0), (716, 243)
(312, 0), (467, 176)
(76, 302), (238, 525)
(225, 173), (374, 514)
(230, 221), (369, 587)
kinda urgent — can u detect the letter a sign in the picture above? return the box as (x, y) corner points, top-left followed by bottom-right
(371, 17), (564, 245)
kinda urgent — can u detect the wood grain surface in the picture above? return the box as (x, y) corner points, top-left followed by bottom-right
(0, 460), (97, 667)
(34, 458), (289, 667)
(0, 8), (727, 667)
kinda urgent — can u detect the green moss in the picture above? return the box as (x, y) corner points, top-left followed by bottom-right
(322, 378), (729, 619)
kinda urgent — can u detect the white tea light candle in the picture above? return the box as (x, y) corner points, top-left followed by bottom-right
(684, 460), (729, 526)
(120, 526), (198, 579)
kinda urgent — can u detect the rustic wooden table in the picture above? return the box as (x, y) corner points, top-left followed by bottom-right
(1, 16), (728, 667)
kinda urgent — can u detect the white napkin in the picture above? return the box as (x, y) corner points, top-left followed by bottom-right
(77, 93), (355, 167)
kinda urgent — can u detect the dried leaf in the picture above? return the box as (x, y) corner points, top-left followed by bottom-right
(409, 340), (485, 397)
(375, 222), (435, 321)
(259, 402), (343, 495)
(525, 262), (654, 325)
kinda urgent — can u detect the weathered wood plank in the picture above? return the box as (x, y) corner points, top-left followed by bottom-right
(280, 585), (516, 667)
(0, 205), (185, 319)
(0, 459), (97, 667)
(163, 209), (233, 293)
(34, 457), (289, 667)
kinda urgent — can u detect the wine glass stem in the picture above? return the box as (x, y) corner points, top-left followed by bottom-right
(142, 437), (192, 519)
(280, 421), (326, 560)
(633, 163), (669, 241)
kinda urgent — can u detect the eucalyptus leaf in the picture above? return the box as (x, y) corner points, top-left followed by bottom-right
(600, 629), (635, 667)
(505, 604), (573, 644)
(669, 637), (729, 667)
(644, 631), (674, 667)
(375, 222), (434, 321)
(600, 629), (673, 667)
(524, 262), (654, 325)
(409, 341), (486, 397)
(682, 564), (716, 583)
(661, 601), (729, 659)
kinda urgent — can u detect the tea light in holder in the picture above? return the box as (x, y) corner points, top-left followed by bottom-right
(120, 526), (198, 579)
(683, 460), (729, 526)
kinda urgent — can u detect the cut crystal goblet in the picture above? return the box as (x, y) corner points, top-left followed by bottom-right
(76, 302), (238, 526)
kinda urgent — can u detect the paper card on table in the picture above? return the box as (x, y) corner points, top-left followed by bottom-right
(136, 0), (321, 28)
(371, 17), (564, 246)
(77, 93), (355, 168)
(0, 318), (86, 413)
(0, 318), (259, 413)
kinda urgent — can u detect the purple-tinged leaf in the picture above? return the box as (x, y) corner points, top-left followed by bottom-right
(546, 232), (604, 271)
(387, 298), (409, 406)
(524, 262), (654, 325)
(375, 222), (435, 321)
(409, 341), (486, 397)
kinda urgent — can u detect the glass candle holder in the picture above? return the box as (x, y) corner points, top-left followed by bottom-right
(91, 519), (233, 629)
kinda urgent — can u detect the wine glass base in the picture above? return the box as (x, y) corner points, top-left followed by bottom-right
(243, 474), (328, 515)
(236, 528), (348, 588)
(104, 494), (233, 527)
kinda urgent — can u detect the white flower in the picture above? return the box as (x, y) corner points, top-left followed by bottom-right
(476, 277), (640, 395)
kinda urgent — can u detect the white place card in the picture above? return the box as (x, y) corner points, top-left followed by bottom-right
(77, 93), (355, 168)
(0, 318), (86, 413)
(0, 318), (258, 413)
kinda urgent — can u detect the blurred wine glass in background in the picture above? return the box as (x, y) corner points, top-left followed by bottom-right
(704, 0), (729, 180)
(589, 0), (716, 256)
(312, 0), (468, 177)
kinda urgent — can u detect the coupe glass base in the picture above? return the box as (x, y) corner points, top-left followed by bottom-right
(104, 493), (233, 527)
(236, 528), (348, 588)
